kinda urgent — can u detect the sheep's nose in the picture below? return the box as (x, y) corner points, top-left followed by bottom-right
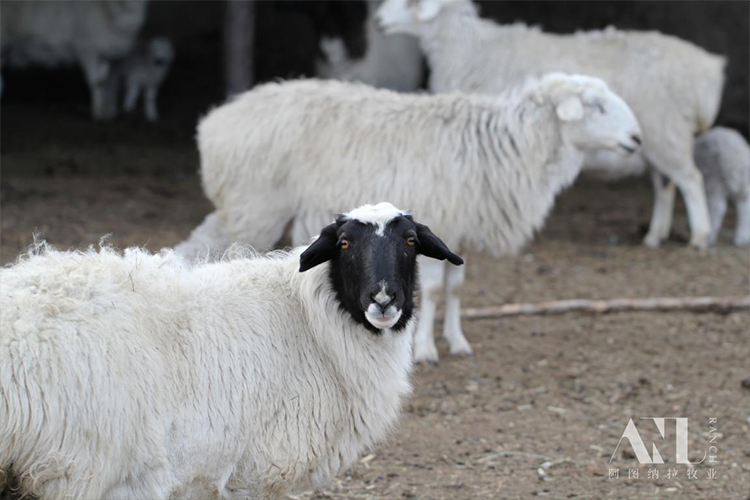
(371, 291), (395, 310)
(631, 134), (642, 146)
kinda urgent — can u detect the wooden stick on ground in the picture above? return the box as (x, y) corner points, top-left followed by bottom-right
(461, 296), (750, 320)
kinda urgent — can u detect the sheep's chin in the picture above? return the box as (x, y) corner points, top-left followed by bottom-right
(365, 310), (402, 330)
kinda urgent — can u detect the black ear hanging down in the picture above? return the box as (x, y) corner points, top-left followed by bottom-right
(299, 222), (340, 272)
(415, 222), (464, 265)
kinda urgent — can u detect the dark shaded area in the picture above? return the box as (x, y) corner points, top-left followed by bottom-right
(1, 1), (747, 178)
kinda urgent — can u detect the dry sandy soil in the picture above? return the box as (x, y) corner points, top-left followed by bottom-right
(2, 172), (749, 500)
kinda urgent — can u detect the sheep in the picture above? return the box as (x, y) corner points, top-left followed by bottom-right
(119, 37), (175, 122)
(0, 0), (147, 119)
(176, 74), (641, 362)
(375, 0), (726, 250)
(0, 203), (463, 499)
(693, 127), (750, 247)
(315, 0), (423, 92)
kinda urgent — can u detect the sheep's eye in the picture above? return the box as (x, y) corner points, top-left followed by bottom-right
(406, 237), (416, 247)
(340, 239), (350, 250)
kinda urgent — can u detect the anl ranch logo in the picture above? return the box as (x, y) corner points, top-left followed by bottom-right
(608, 417), (719, 481)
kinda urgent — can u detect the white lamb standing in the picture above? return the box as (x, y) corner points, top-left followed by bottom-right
(693, 127), (750, 247)
(316, 0), (423, 92)
(0, 0), (148, 120)
(0, 203), (463, 499)
(176, 74), (642, 362)
(119, 37), (175, 122)
(375, 0), (726, 250)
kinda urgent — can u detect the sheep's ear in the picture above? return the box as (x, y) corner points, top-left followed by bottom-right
(416, 0), (443, 21)
(415, 223), (464, 265)
(555, 96), (584, 122)
(299, 223), (339, 272)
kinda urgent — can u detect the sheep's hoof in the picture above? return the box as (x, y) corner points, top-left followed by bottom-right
(414, 344), (440, 365)
(448, 339), (474, 358)
(689, 235), (709, 252)
(643, 232), (662, 249)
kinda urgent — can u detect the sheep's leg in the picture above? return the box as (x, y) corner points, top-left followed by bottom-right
(291, 211), (335, 247)
(442, 261), (472, 356)
(124, 79), (141, 113)
(706, 193), (727, 245)
(414, 257), (444, 363)
(79, 52), (115, 120)
(145, 86), (159, 122)
(734, 190), (750, 247)
(644, 170), (676, 248)
(647, 145), (711, 250)
(174, 211), (232, 262)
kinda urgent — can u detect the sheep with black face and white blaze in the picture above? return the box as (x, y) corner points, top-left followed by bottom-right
(302, 203), (464, 333)
(0, 203), (462, 500)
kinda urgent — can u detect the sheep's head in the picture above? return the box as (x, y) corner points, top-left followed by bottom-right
(300, 203), (463, 333)
(375, 0), (473, 34)
(543, 73), (642, 155)
(148, 37), (174, 68)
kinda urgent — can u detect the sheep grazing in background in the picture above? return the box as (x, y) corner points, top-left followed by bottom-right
(119, 37), (175, 122)
(0, 0), (148, 120)
(0, 204), (462, 499)
(375, 0), (726, 250)
(316, 0), (423, 92)
(693, 127), (750, 247)
(176, 74), (641, 362)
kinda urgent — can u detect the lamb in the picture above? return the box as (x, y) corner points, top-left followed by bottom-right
(375, 0), (726, 250)
(0, 0), (148, 120)
(693, 127), (750, 247)
(119, 37), (175, 122)
(0, 203), (462, 499)
(176, 74), (641, 362)
(315, 0), (423, 92)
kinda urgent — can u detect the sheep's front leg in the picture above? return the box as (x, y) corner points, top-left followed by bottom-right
(442, 261), (472, 356)
(79, 52), (114, 120)
(644, 170), (676, 248)
(145, 86), (159, 122)
(414, 257), (444, 364)
(124, 79), (141, 113)
(734, 191), (750, 247)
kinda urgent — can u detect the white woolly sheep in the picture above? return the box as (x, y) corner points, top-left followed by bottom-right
(693, 127), (750, 247)
(0, 203), (462, 499)
(176, 74), (641, 363)
(375, 0), (726, 250)
(0, 0), (147, 119)
(316, 0), (423, 92)
(119, 37), (175, 122)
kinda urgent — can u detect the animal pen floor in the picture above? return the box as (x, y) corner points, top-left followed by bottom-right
(2, 94), (749, 499)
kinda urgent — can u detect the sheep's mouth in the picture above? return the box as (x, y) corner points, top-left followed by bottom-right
(618, 142), (638, 154)
(365, 307), (402, 330)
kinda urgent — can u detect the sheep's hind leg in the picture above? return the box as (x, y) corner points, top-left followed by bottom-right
(174, 211), (232, 262)
(644, 170), (676, 248)
(414, 257), (444, 364)
(647, 145), (711, 250)
(734, 190), (750, 247)
(706, 193), (727, 245)
(443, 261), (472, 356)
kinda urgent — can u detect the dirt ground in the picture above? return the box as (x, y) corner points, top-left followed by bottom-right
(2, 170), (749, 500)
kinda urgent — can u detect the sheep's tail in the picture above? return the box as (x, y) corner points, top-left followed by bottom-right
(695, 53), (727, 134)
(173, 211), (233, 263)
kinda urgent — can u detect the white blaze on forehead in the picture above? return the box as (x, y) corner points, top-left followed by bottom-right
(344, 202), (408, 236)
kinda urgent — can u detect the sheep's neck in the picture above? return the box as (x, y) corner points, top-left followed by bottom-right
(417, 5), (496, 93)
